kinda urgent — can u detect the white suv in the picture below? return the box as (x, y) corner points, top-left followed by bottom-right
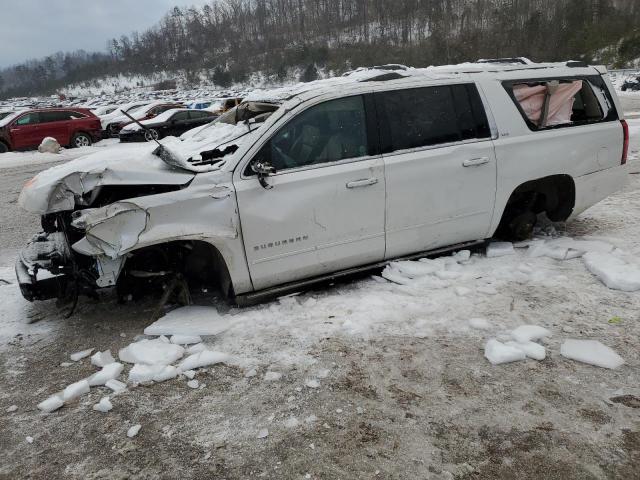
(16, 61), (629, 306)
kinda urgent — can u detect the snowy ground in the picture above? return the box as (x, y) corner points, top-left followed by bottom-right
(1, 110), (639, 479)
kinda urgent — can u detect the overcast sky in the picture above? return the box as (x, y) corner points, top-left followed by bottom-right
(0, 0), (211, 68)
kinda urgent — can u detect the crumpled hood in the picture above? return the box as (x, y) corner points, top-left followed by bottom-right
(18, 144), (195, 214)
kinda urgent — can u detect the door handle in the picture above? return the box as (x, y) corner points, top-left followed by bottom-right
(462, 157), (490, 167)
(346, 178), (378, 189)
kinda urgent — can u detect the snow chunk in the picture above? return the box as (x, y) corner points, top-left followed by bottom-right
(305, 379), (320, 389)
(187, 380), (200, 389)
(91, 350), (115, 368)
(38, 137), (61, 154)
(256, 428), (269, 439)
(26, 436), (34, 444)
(560, 339), (625, 369)
(153, 365), (179, 383)
(70, 348), (94, 362)
(170, 335), (202, 345)
(505, 341), (546, 360)
(484, 339), (527, 365)
(6, 405), (18, 413)
(182, 369), (196, 379)
(583, 252), (640, 292)
(284, 417), (300, 428)
(119, 338), (185, 366)
(144, 306), (234, 336)
(468, 318), (492, 330)
(486, 242), (515, 258)
(179, 350), (229, 371)
(62, 379), (90, 401)
(87, 362), (124, 386)
(37, 395), (64, 413)
(186, 343), (206, 354)
(128, 364), (164, 384)
(92, 397), (113, 413)
(510, 325), (551, 343)
(127, 424), (141, 438)
(264, 371), (282, 381)
(106, 379), (127, 393)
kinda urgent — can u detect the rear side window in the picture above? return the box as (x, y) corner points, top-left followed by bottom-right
(189, 111), (211, 119)
(40, 111), (73, 123)
(503, 76), (618, 131)
(172, 111), (190, 121)
(375, 84), (491, 153)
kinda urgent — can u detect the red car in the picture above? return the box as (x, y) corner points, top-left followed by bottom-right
(0, 108), (102, 153)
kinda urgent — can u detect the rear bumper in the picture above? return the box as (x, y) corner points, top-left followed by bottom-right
(570, 165), (629, 219)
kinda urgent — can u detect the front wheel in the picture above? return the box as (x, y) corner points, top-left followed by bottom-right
(144, 129), (159, 142)
(71, 133), (92, 148)
(0, 142), (8, 154)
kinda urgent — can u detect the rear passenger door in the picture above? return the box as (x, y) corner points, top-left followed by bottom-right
(376, 84), (497, 258)
(39, 111), (73, 146)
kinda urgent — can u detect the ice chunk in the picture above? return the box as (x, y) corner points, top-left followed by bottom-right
(484, 339), (527, 365)
(144, 306), (234, 336)
(187, 380), (199, 389)
(453, 250), (471, 262)
(468, 318), (492, 330)
(87, 362), (124, 386)
(244, 368), (257, 378)
(92, 397), (113, 413)
(62, 380), (90, 401)
(26, 436), (34, 444)
(37, 395), (64, 413)
(186, 343), (207, 354)
(170, 335), (202, 345)
(505, 341), (546, 360)
(153, 365), (179, 383)
(510, 325), (551, 343)
(256, 428), (269, 439)
(182, 369), (196, 379)
(583, 252), (640, 292)
(264, 371), (282, 381)
(454, 286), (472, 296)
(128, 364), (165, 384)
(70, 348), (94, 362)
(284, 417), (300, 428)
(560, 339), (625, 369)
(91, 350), (115, 368)
(119, 339), (185, 366)
(179, 350), (229, 371)
(486, 242), (515, 258)
(305, 379), (320, 389)
(127, 424), (141, 438)
(6, 405), (18, 413)
(105, 379), (127, 393)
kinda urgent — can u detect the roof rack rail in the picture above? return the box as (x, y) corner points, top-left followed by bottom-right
(477, 57), (533, 65)
(566, 60), (589, 68)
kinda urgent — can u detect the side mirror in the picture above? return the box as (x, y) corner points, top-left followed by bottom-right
(251, 160), (276, 189)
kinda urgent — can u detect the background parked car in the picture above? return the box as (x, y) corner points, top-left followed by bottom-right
(621, 76), (640, 91)
(99, 101), (152, 136)
(186, 100), (213, 110)
(0, 110), (18, 121)
(119, 108), (216, 142)
(105, 101), (184, 137)
(0, 108), (101, 153)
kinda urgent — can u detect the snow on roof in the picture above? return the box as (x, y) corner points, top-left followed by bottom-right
(122, 108), (189, 131)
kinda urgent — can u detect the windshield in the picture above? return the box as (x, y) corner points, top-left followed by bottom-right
(0, 110), (24, 128)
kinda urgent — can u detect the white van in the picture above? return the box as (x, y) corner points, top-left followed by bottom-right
(16, 60), (629, 305)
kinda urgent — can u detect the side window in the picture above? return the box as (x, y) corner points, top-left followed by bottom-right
(451, 84), (492, 140)
(503, 76), (617, 131)
(40, 111), (72, 123)
(189, 111), (210, 119)
(172, 111), (190, 121)
(266, 95), (368, 171)
(15, 113), (40, 126)
(376, 86), (462, 152)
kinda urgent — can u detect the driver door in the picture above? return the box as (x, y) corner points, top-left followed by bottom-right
(234, 95), (386, 291)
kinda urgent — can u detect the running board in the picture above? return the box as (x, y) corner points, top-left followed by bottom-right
(235, 239), (486, 307)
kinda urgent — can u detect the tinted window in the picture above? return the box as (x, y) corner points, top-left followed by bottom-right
(376, 87), (461, 152)
(15, 113), (40, 126)
(451, 85), (491, 140)
(189, 111), (210, 119)
(40, 111), (72, 123)
(69, 111), (87, 119)
(267, 96), (368, 171)
(171, 111), (190, 121)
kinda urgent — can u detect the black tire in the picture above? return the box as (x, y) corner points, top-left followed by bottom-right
(144, 129), (159, 142)
(622, 85), (628, 92)
(0, 142), (8, 154)
(107, 124), (119, 137)
(71, 132), (92, 148)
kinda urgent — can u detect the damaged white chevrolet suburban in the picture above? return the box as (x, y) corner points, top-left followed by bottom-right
(16, 60), (629, 306)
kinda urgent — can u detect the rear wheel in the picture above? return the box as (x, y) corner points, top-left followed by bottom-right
(0, 142), (8, 154)
(144, 129), (159, 142)
(71, 133), (92, 148)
